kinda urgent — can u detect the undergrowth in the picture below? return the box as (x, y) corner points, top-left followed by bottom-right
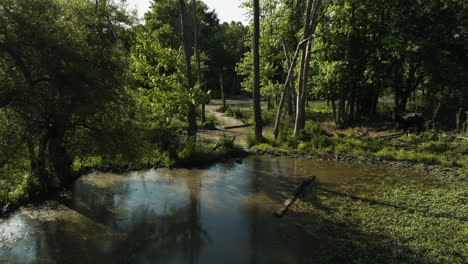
(249, 121), (468, 169)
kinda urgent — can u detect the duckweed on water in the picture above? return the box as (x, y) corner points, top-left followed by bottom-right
(290, 179), (468, 264)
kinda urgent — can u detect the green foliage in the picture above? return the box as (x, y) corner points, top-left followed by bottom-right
(247, 132), (272, 148)
(176, 139), (246, 168)
(225, 106), (246, 120)
(278, 125), (299, 148)
(200, 114), (219, 130)
(0, 0), (135, 195)
(177, 141), (213, 166)
(218, 134), (236, 150)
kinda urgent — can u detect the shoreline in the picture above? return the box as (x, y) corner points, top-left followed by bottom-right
(246, 148), (466, 182)
(2, 145), (465, 218)
(0, 147), (248, 218)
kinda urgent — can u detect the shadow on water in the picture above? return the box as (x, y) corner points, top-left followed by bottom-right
(0, 156), (436, 264)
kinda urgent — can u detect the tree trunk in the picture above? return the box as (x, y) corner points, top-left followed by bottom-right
(432, 101), (441, 126)
(220, 73), (226, 109)
(294, 0), (322, 135)
(287, 85), (294, 117)
(465, 112), (468, 135)
(331, 100), (337, 120)
(337, 3), (354, 127)
(192, 0), (205, 123)
(272, 40), (306, 138)
(295, 42), (310, 134)
(336, 96), (345, 125)
(253, 0), (263, 140)
(349, 86), (356, 122)
(282, 42), (296, 118)
(294, 0), (312, 135)
(179, 0), (197, 139)
(48, 120), (72, 185)
(393, 62), (404, 113)
(456, 107), (462, 132)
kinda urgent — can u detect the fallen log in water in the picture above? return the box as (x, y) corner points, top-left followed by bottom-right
(212, 136), (236, 151)
(274, 176), (316, 218)
(223, 124), (252, 129)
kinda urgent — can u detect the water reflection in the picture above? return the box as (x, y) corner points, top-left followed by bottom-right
(0, 156), (430, 263)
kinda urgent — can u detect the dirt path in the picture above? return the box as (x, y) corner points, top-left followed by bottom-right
(198, 99), (253, 146)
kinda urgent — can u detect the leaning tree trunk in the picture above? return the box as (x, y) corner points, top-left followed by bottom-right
(294, 0), (322, 136)
(272, 40), (304, 138)
(253, 0), (263, 140)
(179, 0), (197, 139)
(295, 40), (312, 134)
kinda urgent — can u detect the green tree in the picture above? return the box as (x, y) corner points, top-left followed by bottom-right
(0, 0), (132, 191)
(252, 0), (264, 140)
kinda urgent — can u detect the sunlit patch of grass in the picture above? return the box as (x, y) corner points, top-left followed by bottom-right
(248, 123), (468, 169)
(175, 140), (246, 168)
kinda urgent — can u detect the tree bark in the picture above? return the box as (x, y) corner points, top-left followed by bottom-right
(294, 0), (322, 135)
(192, 0), (205, 123)
(253, 0), (263, 140)
(295, 39), (312, 134)
(48, 119), (72, 185)
(431, 102), (441, 126)
(272, 41), (303, 138)
(456, 107), (463, 132)
(220, 73), (226, 109)
(282, 42), (296, 119)
(179, 0), (197, 139)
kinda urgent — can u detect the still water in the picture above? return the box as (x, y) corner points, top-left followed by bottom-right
(0, 156), (417, 264)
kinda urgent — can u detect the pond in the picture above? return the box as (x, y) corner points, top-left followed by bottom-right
(0, 156), (426, 264)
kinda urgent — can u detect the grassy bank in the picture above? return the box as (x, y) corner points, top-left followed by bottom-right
(289, 171), (467, 263)
(0, 123), (245, 216)
(247, 122), (468, 173)
(217, 101), (467, 172)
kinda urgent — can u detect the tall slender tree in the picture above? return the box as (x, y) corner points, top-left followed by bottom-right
(253, 0), (263, 140)
(192, 0), (205, 123)
(178, 0), (197, 139)
(294, 0), (322, 135)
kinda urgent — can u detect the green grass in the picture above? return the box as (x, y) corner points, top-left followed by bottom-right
(175, 139), (246, 168)
(250, 122), (468, 169)
(199, 114), (219, 130)
(291, 176), (468, 263)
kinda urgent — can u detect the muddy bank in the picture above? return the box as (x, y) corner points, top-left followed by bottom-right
(247, 148), (466, 181)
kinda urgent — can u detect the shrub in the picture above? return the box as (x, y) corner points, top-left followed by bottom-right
(201, 114), (219, 130)
(226, 106), (245, 120)
(176, 141), (214, 167)
(219, 134), (235, 150)
(278, 126), (299, 148)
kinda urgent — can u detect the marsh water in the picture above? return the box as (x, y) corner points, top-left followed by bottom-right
(0, 156), (426, 264)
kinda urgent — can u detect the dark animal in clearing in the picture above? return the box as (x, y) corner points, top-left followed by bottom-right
(393, 113), (424, 134)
